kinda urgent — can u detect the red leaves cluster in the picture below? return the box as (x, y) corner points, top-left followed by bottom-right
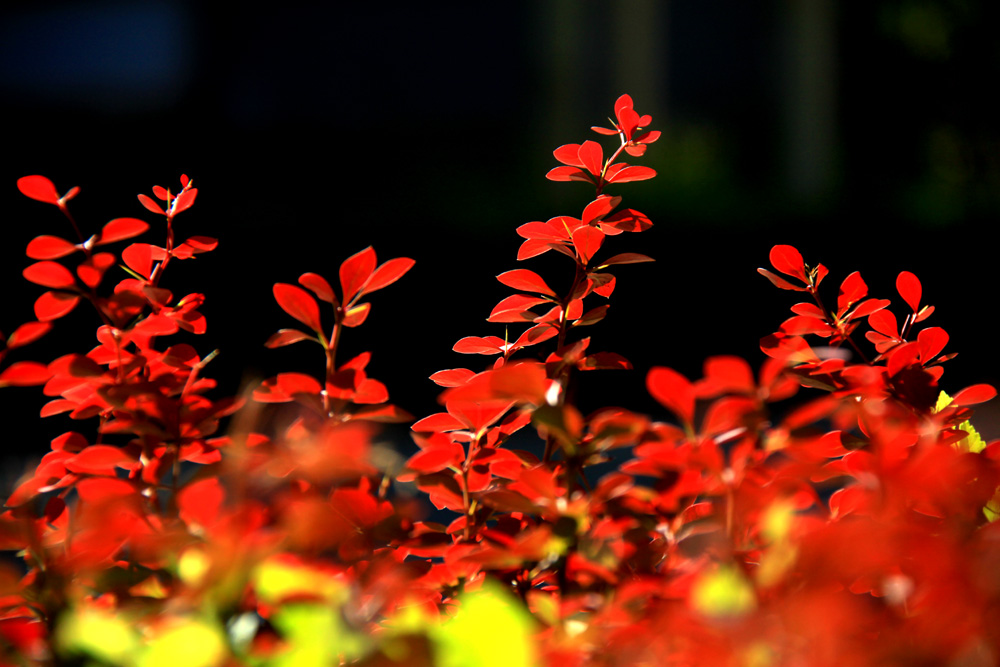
(2, 96), (1000, 667)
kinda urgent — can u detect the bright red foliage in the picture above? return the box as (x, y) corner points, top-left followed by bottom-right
(1, 95), (999, 667)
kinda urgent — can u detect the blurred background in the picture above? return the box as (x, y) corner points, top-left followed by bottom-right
(2, 0), (999, 479)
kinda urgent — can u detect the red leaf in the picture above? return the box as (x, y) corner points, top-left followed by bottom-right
(496, 269), (555, 296)
(896, 271), (922, 313)
(137, 193), (166, 216)
(429, 368), (477, 387)
(171, 188), (198, 214)
(26, 235), (77, 259)
(34, 292), (80, 321)
(265, 329), (315, 348)
(647, 367), (695, 425)
(571, 226), (604, 265)
(6, 322), (53, 349)
(453, 336), (505, 355)
(22, 261), (76, 289)
(17, 175), (60, 204)
(65, 446), (134, 475)
(868, 310), (899, 338)
(488, 294), (550, 322)
(757, 268), (806, 292)
(253, 373), (323, 402)
(511, 324), (557, 351)
(601, 208), (652, 233)
(412, 412), (467, 432)
(553, 143), (584, 167)
(340, 246), (377, 303)
(299, 272), (338, 304)
(273, 283), (323, 332)
(96, 218), (149, 244)
(598, 253), (654, 267)
(917, 327), (948, 364)
(605, 165), (656, 183)
(769, 245), (807, 281)
(407, 443), (465, 474)
(0, 361), (52, 387)
(699, 356), (755, 396)
(152, 185), (170, 200)
(76, 253), (116, 289)
(122, 243), (154, 279)
(178, 478), (223, 528)
(837, 271), (868, 312)
(545, 166), (593, 183)
(578, 141), (604, 176)
(581, 195), (621, 225)
(362, 257), (415, 295)
(950, 384), (996, 407)
(342, 302), (371, 328)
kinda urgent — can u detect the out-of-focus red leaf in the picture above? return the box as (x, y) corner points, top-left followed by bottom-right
(0, 362), (52, 387)
(76, 253), (116, 289)
(17, 176), (60, 204)
(34, 292), (80, 321)
(340, 246), (377, 303)
(137, 194), (166, 216)
(362, 257), (415, 295)
(897, 271), (922, 313)
(178, 478), (223, 528)
(429, 368), (476, 387)
(579, 352), (632, 371)
(571, 226), (604, 265)
(299, 272), (338, 304)
(96, 218), (149, 244)
(151, 185), (170, 201)
(22, 261), (76, 289)
(6, 322), (53, 349)
(950, 384), (996, 407)
(273, 283), (323, 332)
(769, 245), (807, 281)
(598, 253), (654, 267)
(122, 243), (154, 279)
(496, 269), (556, 296)
(697, 356), (755, 397)
(253, 373), (323, 402)
(265, 329), (315, 348)
(26, 235), (77, 260)
(605, 165), (656, 183)
(647, 367), (695, 425)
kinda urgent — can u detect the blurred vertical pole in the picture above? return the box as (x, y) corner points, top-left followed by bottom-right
(534, 0), (586, 141)
(782, 0), (837, 201)
(611, 0), (668, 120)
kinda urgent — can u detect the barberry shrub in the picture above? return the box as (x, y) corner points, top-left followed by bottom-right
(1, 94), (999, 667)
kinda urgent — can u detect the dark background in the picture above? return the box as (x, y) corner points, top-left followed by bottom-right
(3, 1), (999, 485)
